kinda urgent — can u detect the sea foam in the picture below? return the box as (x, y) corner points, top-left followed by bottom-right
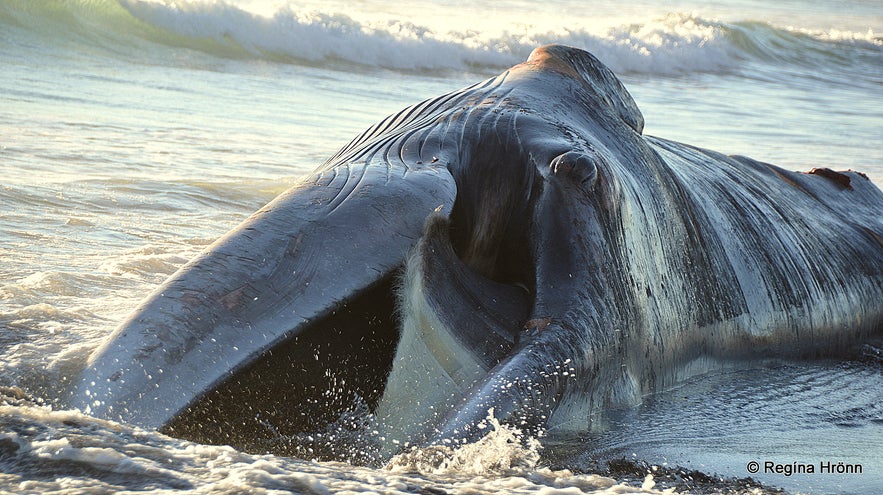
(0, 397), (667, 494)
(112, 0), (879, 75)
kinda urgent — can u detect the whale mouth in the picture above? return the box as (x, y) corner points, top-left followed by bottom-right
(158, 210), (535, 458)
(74, 152), (539, 459)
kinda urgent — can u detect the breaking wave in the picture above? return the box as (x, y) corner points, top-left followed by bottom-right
(1, 0), (880, 76)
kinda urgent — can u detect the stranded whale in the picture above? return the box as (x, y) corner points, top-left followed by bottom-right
(73, 45), (883, 454)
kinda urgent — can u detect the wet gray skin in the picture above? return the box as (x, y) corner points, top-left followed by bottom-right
(73, 45), (883, 455)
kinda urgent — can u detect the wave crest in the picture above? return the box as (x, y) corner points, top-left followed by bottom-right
(4, 0), (880, 76)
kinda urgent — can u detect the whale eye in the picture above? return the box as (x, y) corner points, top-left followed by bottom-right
(549, 151), (600, 188)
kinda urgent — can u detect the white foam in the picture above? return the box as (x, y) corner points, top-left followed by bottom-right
(116, 1), (877, 76)
(385, 409), (542, 477)
(800, 26), (880, 44)
(0, 401), (674, 494)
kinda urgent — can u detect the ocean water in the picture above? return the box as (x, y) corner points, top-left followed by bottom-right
(1, 0), (882, 493)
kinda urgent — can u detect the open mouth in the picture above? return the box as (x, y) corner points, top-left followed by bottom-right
(160, 192), (538, 459)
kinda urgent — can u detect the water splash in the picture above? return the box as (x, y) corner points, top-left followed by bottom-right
(385, 408), (542, 476)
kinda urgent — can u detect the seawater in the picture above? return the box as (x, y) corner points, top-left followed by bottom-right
(1, 0), (881, 493)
